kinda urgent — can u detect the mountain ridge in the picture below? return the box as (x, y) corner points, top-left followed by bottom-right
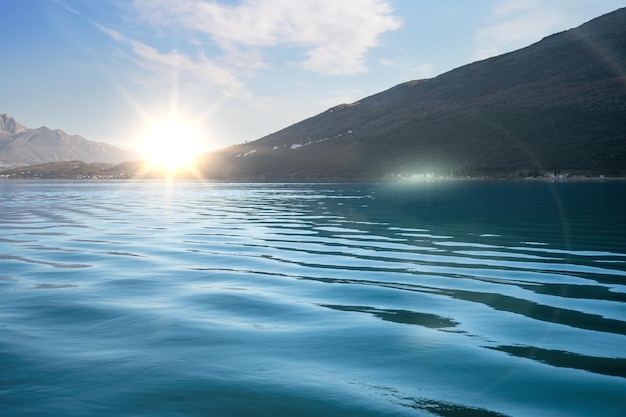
(198, 7), (626, 180)
(0, 113), (135, 168)
(0, 113), (28, 135)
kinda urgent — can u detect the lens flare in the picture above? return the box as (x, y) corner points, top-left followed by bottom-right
(139, 115), (205, 174)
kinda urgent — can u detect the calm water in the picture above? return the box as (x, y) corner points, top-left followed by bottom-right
(1, 181), (625, 417)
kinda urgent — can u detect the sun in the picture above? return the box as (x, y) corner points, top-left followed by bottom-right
(139, 115), (205, 174)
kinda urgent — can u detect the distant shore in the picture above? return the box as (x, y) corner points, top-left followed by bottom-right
(1, 160), (624, 182)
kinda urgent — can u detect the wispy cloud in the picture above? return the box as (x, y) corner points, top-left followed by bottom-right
(96, 23), (243, 94)
(472, 0), (564, 61)
(129, 41), (242, 91)
(130, 0), (401, 75)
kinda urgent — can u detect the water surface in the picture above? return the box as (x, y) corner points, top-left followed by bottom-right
(1, 181), (625, 416)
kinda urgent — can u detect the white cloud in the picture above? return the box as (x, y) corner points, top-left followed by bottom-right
(98, 24), (243, 94)
(132, 42), (242, 90)
(94, 23), (126, 43)
(472, 0), (565, 61)
(130, 0), (401, 75)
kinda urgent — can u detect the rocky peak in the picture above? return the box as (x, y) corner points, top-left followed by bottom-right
(0, 113), (28, 135)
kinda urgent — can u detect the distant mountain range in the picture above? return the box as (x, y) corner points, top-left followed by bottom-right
(197, 7), (626, 180)
(0, 114), (135, 168)
(2, 8), (625, 180)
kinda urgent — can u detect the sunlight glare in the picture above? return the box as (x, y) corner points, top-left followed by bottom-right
(140, 115), (205, 173)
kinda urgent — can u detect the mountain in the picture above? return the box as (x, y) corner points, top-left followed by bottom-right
(0, 114), (135, 168)
(199, 8), (626, 180)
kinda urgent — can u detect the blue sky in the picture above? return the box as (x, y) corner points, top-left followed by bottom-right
(1, 0), (624, 152)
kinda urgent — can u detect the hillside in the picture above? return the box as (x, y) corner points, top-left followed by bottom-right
(0, 160), (165, 179)
(0, 114), (135, 168)
(198, 8), (626, 180)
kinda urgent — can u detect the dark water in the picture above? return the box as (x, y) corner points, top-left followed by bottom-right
(1, 180), (625, 416)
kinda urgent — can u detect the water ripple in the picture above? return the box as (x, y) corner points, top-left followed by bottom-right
(1, 181), (625, 417)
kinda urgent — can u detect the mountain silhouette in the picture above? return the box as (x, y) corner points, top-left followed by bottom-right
(199, 7), (626, 180)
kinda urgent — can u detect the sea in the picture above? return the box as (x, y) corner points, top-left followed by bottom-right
(1, 180), (625, 417)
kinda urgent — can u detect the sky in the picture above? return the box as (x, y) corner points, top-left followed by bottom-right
(1, 0), (624, 152)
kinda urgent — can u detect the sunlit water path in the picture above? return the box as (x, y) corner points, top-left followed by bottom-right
(1, 181), (625, 416)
